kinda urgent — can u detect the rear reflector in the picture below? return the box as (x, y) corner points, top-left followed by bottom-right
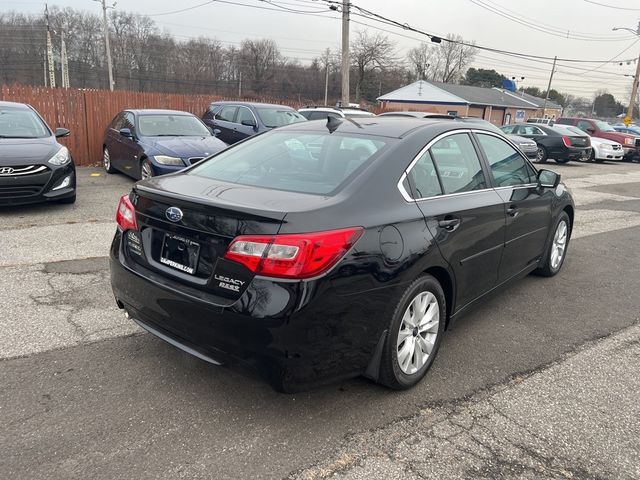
(225, 227), (364, 279)
(116, 194), (137, 231)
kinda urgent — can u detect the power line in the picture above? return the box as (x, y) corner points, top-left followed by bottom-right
(583, 0), (640, 11)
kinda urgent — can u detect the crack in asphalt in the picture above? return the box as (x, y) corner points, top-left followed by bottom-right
(288, 322), (640, 480)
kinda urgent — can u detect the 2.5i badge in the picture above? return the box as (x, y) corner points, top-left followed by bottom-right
(210, 257), (252, 299)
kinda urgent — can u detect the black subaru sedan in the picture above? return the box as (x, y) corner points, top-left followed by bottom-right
(0, 101), (75, 206)
(110, 116), (574, 392)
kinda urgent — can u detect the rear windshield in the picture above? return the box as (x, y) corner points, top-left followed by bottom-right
(189, 130), (390, 195)
(0, 107), (50, 138)
(138, 114), (211, 137)
(256, 108), (307, 128)
(552, 125), (585, 136)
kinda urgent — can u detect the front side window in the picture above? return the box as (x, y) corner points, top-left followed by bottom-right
(110, 113), (125, 130)
(215, 106), (238, 123)
(137, 114), (211, 137)
(0, 107), (50, 139)
(429, 133), (486, 194)
(500, 125), (516, 134)
(190, 131), (390, 195)
(518, 125), (544, 136)
(476, 134), (537, 187)
(123, 112), (135, 132)
(236, 107), (256, 125)
(577, 120), (593, 133)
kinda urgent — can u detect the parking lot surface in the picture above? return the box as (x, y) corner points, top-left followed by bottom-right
(1, 162), (640, 479)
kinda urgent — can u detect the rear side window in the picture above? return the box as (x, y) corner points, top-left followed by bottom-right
(476, 134), (537, 187)
(429, 133), (486, 194)
(190, 131), (390, 195)
(407, 150), (442, 199)
(215, 106), (237, 122)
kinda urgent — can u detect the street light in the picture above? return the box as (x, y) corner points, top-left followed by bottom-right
(612, 23), (640, 124)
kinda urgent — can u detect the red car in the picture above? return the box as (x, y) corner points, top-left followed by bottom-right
(556, 117), (639, 160)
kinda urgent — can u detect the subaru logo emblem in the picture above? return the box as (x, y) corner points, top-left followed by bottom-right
(0, 167), (14, 174)
(165, 207), (183, 222)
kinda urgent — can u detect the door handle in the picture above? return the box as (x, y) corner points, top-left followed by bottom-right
(507, 206), (519, 217)
(438, 217), (461, 230)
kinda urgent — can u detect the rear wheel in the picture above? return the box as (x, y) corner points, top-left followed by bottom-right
(378, 275), (445, 390)
(536, 146), (548, 163)
(103, 147), (116, 173)
(535, 211), (570, 277)
(555, 157), (571, 164)
(578, 149), (593, 163)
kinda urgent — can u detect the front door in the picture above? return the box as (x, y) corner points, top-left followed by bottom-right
(474, 132), (553, 281)
(406, 131), (506, 310)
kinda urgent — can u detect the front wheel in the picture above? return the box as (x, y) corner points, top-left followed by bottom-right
(378, 275), (446, 390)
(103, 147), (116, 173)
(535, 211), (570, 277)
(536, 146), (548, 163)
(140, 159), (154, 180)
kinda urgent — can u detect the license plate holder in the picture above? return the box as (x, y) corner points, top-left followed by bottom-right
(160, 233), (200, 275)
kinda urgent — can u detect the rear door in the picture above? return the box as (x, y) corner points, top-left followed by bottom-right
(474, 132), (552, 282)
(405, 130), (506, 310)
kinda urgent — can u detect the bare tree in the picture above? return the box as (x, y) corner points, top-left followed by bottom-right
(407, 42), (434, 81)
(351, 30), (396, 101)
(432, 34), (477, 84)
(238, 39), (281, 94)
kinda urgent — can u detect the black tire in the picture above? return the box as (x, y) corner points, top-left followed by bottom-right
(103, 147), (116, 173)
(378, 274), (446, 390)
(58, 193), (76, 204)
(536, 146), (548, 163)
(140, 158), (154, 180)
(534, 211), (570, 277)
(578, 149), (593, 163)
(555, 157), (571, 164)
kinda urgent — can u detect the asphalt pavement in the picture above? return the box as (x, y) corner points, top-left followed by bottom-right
(1, 162), (639, 479)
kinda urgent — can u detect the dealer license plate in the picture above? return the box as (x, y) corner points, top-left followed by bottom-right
(160, 233), (200, 275)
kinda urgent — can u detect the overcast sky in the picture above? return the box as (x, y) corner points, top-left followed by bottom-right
(5, 0), (640, 101)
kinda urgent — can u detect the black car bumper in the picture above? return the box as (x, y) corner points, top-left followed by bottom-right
(0, 162), (76, 206)
(109, 231), (403, 391)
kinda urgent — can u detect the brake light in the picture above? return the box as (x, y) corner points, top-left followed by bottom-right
(562, 136), (572, 148)
(225, 227), (364, 279)
(116, 194), (137, 231)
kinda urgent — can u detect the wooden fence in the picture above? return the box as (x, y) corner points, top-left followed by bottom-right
(0, 84), (303, 166)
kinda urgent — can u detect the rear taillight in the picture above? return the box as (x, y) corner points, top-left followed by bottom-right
(116, 194), (137, 231)
(224, 227), (363, 279)
(562, 136), (572, 148)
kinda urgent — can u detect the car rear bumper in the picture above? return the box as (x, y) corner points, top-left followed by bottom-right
(0, 163), (75, 206)
(109, 231), (398, 391)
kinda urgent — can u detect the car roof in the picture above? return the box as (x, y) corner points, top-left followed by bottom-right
(0, 100), (31, 110)
(276, 116), (499, 139)
(127, 109), (195, 116)
(210, 101), (294, 109)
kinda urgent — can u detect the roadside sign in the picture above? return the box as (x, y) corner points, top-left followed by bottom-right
(624, 116), (632, 126)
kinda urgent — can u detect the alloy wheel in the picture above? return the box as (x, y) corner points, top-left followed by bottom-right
(536, 148), (545, 162)
(103, 149), (110, 171)
(141, 161), (153, 180)
(396, 291), (440, 375)
(551, 220), (568, 270)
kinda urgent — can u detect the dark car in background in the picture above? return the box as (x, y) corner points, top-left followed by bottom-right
(103, 109), (227, 179)
(501, 123), (591, 163)
(0, 100), (76, 206)
(202, 101), (306, 144)
(110, 116), (574, 392)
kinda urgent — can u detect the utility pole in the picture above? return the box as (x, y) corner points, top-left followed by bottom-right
(324, 49), (330, 105)
(95, 0), (115, 91)
(45, 4), (56, 88)
(238, 71), (242, 98)
(613, 22), (640, 122)
(60, 30), (70, 88)
(43, 53), (48, 87)
(340, 0), (350, 107)
(541, 55), (557, 118)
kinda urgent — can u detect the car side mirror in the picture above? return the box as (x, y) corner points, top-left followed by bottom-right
(241, 119), (257, 128)
(213, 128), (222, 137)
(119, 127), (133, 138)
(55, 127), (70, 138)
(538, 169), (560, 189)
